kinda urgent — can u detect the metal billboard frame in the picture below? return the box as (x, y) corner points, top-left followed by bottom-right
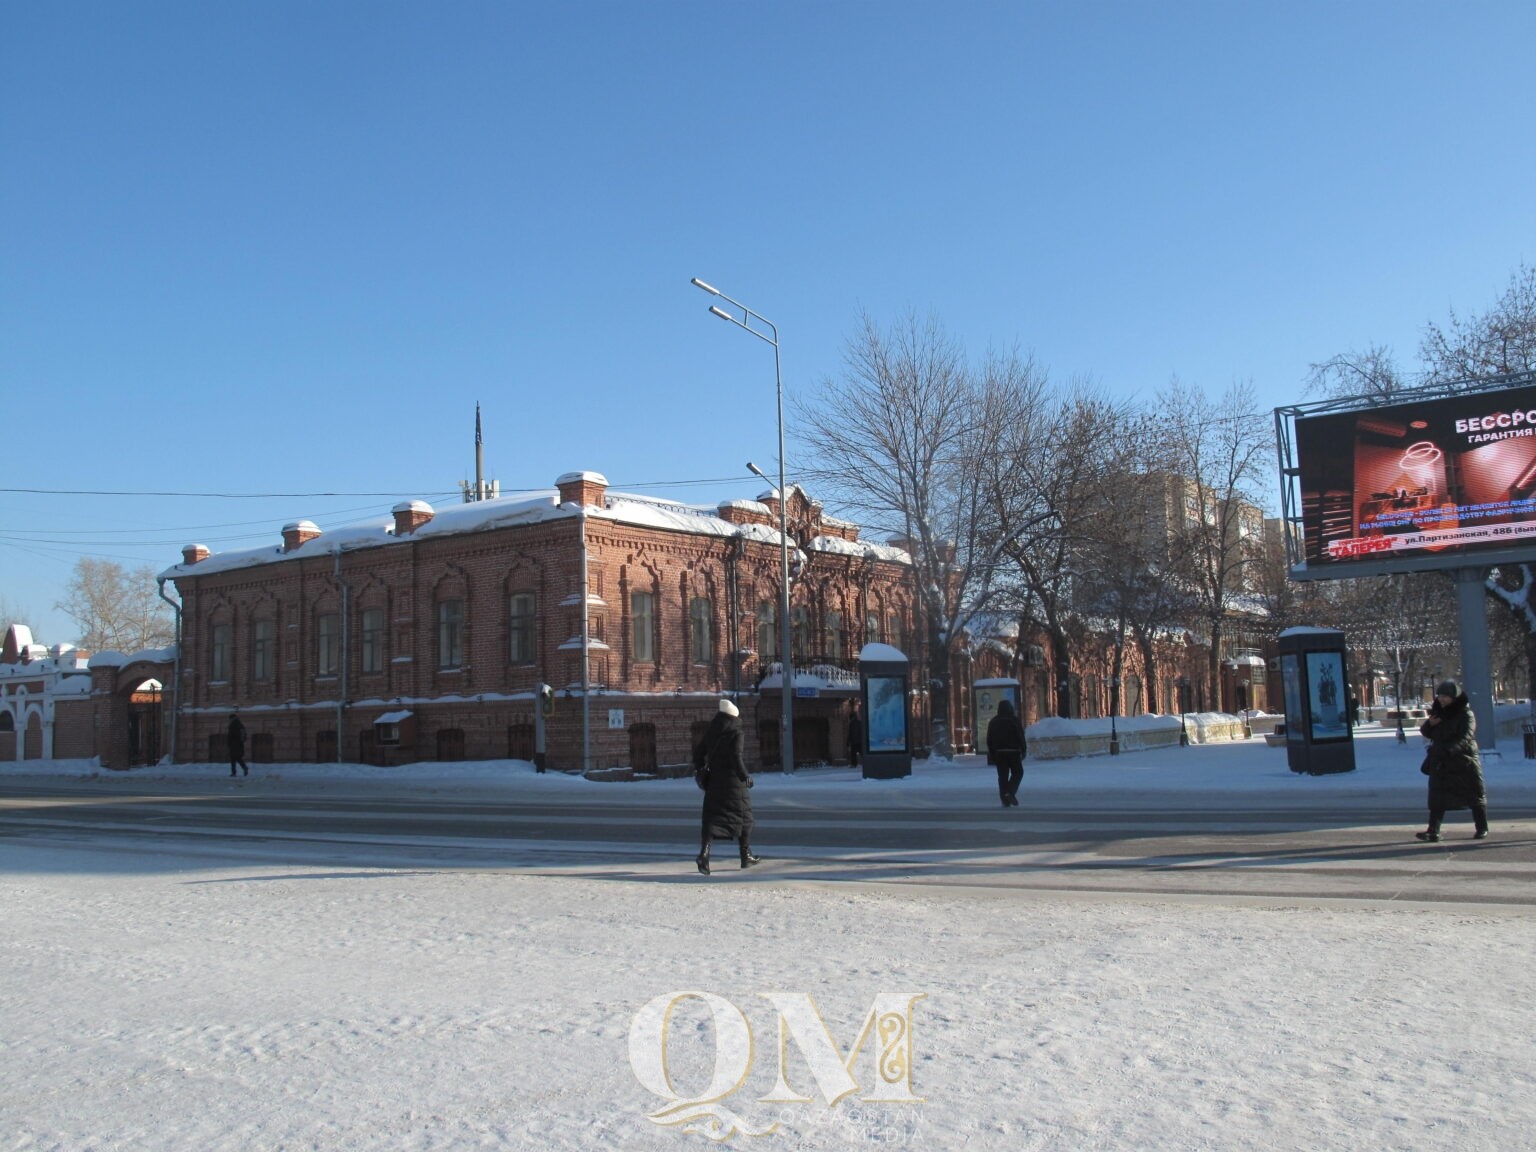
(1273, 369), (1536, 752)
(1275, 370), (1536, 583)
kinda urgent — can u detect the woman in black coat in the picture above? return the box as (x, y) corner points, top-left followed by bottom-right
(1416, 680), (1490, 842)
(693, 699), (760, 874)
(986, 698), (1027, 808)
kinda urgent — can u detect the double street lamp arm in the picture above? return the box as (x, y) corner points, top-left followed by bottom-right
(692, 277), (795, 776)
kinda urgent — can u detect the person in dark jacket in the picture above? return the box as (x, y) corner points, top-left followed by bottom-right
(1416, 680), (1489, 842)
(227, 712), (248, 778)
(692, 699), (759, 874)
(986, 698), (1027, 808)
(847, 701), (863, 769)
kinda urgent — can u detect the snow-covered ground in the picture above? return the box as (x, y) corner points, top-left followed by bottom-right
(10, 720), (1536, 810)
(4, 725), (1535, 1150)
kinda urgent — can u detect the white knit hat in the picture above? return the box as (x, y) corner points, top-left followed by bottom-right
(719, 698), (739, 717)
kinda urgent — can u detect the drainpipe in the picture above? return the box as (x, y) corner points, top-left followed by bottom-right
(156, 578), (181, 765)
(579, 505), (591, 772)
(335, 547), (348, 764)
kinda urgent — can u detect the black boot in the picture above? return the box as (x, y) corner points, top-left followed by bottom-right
(1473, 805), (1489, 838)
(696, 844), (710, 875)
(740, 842), (762, 869)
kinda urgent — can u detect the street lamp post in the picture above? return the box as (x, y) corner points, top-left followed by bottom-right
(693, 278), (795, 775)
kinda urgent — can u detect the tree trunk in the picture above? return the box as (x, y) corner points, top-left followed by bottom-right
(1207, 616), (1224, 713)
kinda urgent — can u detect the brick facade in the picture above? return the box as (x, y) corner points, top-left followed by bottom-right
(164, 473), (916, 771)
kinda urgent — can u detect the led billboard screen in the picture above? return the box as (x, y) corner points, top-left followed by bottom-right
(1295, 382), (1536, 569)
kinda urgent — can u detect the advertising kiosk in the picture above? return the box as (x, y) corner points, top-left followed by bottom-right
(973, 679), (1021, 757)
(1276, 627), (1356, 775)
(858, 643), (912, 780)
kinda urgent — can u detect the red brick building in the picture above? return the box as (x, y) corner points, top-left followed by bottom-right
(161, 472), (917, 772)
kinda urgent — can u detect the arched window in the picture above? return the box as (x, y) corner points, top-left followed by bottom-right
(825, 611), (843, 659)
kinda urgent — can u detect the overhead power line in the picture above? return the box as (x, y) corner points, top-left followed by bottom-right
(0, 487), (464, 499)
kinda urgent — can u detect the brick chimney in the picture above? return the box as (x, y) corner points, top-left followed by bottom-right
(717, 500), (774, 528)
(181, 544), (210, 566)
(556, 471), (608, 508)
(281, 520), (321, 553)
(392, 500), (436, 536)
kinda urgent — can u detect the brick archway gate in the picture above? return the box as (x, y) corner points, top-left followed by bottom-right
(92, 657), (176, 770)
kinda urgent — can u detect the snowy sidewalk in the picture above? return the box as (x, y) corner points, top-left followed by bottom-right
(4, 836), (1535, 1152)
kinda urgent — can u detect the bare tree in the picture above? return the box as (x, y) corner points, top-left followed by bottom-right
(1158, 378), (1273, 712)
(795, 313), (1039, 749)
(1, 592), (36, 640)
(1420, 264), (1536, 384)
(54, 559), (175, 653)
(988, 382), (1137, 716)
(1304, 344), (1407, 401)
(1417, 265), (1536, 699)
(1076, 420), (1204, 716)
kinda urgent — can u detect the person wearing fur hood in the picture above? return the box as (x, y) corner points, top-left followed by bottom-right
(1416, 679), (1490, 842)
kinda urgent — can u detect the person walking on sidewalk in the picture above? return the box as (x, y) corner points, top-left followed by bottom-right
(986, 698), (1027, 808)
(227, 711), (249, 778)
(1416, 680), (1489, 842)
(692, 698), (759, 874)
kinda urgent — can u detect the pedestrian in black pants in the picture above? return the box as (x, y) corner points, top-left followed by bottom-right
(228, 712), (249, 777)
(847, 701), (863, 769)
(1416, 680), (1489, 841)
(986, 698), (1026, 808)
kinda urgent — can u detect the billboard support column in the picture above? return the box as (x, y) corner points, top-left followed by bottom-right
(1453, 567), (1497, 751)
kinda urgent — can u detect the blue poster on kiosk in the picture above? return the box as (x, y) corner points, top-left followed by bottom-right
(1277, 628), (1356, 775)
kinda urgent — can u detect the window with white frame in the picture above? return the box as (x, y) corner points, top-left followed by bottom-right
(689, 596), (711, 665)
(631, 591), (655, 663)
(825, 610), (842, 659)
(437, 599), (464, 669)
(252, 619), (275, 683)
(360, 608), (385, 674)
(757, 601), (777, 659)
(509, 592), (536, 664)
(211, 622), (231, 682)
(316, 613), (339, 677)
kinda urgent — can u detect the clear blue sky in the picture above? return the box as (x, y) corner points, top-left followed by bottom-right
(3, 1), (1533, 646)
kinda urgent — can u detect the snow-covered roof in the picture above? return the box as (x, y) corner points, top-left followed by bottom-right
(859, 642), (909, 663)
(89, 646), (177, 668)
(808, 534), (912, 563)
(375, 710), (413, 724)
(158, 482), (910, 582)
